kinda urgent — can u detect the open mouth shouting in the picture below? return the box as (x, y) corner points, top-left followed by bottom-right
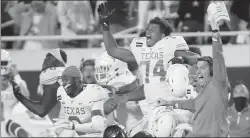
(197, 74), (205, 84)
(146, 34), (152, 44)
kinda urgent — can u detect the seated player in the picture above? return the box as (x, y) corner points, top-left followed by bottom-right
(95, 52), (144, 136)
(1, 50), (31, 137)
(15, 66), (107, 137)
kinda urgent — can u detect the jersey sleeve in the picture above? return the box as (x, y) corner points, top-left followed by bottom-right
(175, 36), (189, 51)
(108, 69), (136, 89)
(128, 37), (145, 52)
(39, 67), (64, 85)
(90, 85), (106, 111)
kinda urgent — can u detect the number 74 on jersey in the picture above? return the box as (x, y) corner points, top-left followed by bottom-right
(140, 59), (167, 83)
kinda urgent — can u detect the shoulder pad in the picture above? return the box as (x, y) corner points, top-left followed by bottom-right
(174, 36), (189, 50)
(129, 37), (146, 49)
(40, 67), (65, 85)
(89, 84), (106, 101)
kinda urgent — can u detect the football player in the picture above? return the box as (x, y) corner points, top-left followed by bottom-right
(14, 49), (67, 122)
(95, 52), (144, 136)
(46, 66), (107, 137)
(98, 2), (200, 137)
(1, 50), (31, 137)
(80, 59), (97, 84)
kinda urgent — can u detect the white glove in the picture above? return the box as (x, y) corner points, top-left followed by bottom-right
(207, 2), (230, 30)
(52, 118), (74, 130)
(207, 2), (219, 30)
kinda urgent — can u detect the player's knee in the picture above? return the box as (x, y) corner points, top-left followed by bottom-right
(5, 120), (29, 137)
(154, 113), (177, 137)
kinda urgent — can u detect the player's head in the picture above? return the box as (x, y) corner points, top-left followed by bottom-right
(232, 81), (249, 112)
(42, 49), (67, 71)
(166, 64), (190, 98)
(1, 50), (13, 90)
(80, 59), (96, 84)
(196, 56), (213, 88)
(103, 124), (127, 138)
(95, 52), (116, 84)
(146, 17), (174, 47)
(132, 131), (154, 137)
(61, 66), (82, 97)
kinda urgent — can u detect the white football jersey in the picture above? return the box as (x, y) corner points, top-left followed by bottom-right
(1, 83), (18, 119)
(57, 84), (106, 124)
(129, 36), (189, 101)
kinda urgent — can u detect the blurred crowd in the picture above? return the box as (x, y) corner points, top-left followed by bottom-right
(1, 0), (250, 50)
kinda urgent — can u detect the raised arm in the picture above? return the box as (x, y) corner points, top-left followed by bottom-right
(98, 2), (136, 63)
(211, 32), (228, 83)
(11, 80), (59, 117)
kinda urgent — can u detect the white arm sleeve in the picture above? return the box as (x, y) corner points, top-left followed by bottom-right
(175, 36), (189, 51)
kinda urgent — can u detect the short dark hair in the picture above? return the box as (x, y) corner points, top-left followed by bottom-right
(59, 49), (67, 63)
(80, 59), (95, 70)
(149, 17), (174, 36)
(197, 56), (213, 76)
(189, 46), (202, 56)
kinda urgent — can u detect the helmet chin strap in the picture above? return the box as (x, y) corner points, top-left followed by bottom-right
(64, 84), (71, 89)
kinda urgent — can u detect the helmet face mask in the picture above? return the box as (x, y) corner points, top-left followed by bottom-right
(94, 52), (115, 84)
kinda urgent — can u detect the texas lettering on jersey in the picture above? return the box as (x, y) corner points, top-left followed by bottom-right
(63, 106), (86, 116)
(141, 52), (164, 60)
(57, 84), (105, 123)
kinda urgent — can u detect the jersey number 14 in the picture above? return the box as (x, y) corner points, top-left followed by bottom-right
(140, 59), (166, 83)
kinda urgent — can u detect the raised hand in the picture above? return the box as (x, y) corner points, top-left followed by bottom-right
(97, 2), (115, 27)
